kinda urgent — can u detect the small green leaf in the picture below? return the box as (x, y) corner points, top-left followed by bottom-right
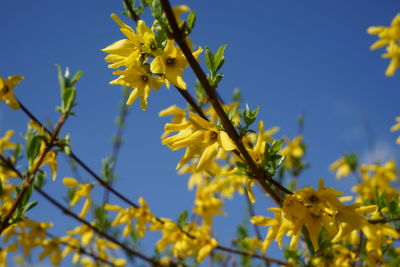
(26, 134), (43, 166)
(214, 44), (227, 72)
(62, 87), (76, 112)
(270, 139), (284, 155)
(35, 170), (46, 189)
(187, 11), (196, 32)
(55, 64), (65, 91)
(205, 47), (215, 75)
(71, 71), (84, 86)
(212, 73), (224, 88)
(177, 209), (188, 226)
(23, 201), (39, 213)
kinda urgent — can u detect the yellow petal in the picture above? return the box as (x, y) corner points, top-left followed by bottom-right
(62, 177), (80, 187)
(218, 130), (236, 151)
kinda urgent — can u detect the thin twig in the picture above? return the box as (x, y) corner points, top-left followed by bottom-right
(46, 231), (117, 267)
(0, 111), (68, 234)
(216, 245), (292, 266)
(123, 0), (139, 22)
(243, 186), (262, 240)
(103, 88), (130, 205)
(0, 157), (164, 266)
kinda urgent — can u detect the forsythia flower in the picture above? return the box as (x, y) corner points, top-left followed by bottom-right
(63, 177), (93, 218)
(193, 187), (225, 226)
(103, 14), (202, 110)
(104, 197), (156, 238)
(162, 112), (236, 171)
(151, 39), (202, 89)
(329, 154), (357, 179)
(352, 160), (398, 201)
(368, 13), (400, 76)
(110, 55), (164, 110)
(150, 219), (217, 262)
(251, 179), (377, 252)
(0, 75), (23, 110)
(390, 116), (400, 144)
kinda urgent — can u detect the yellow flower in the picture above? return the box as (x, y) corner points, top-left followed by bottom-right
(390, 116), (400, 144)
(38, 238), (62, 265)
(382, 40), (400, 76)
(367, 13), (400, 76)
(193, 187), (225, 226)
(0, 130), (17, 154)
(329, 154), (357, 180)
(330, 157), (351, 179)
(150, 220), (217, 262)
(102, 14), (140, 69)
(151, 39), (202, 89)
(62, 177), (93, 218)
(105, 197), (155, 238)
(110, 57), (164, 110)
(352, 160), (398, 201)
(162, 113), (236, 171)
(252, 179), (377, 251)
(159, 105), (187, 138)
(0, 75), (23, 110)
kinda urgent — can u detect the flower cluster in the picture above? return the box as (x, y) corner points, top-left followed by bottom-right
(0, 75), (23, 110)
(103, 14), (202, 110)
(368, 13), (400, 76)
(251, 179), (377, 252)
(162, 112), (236, 171)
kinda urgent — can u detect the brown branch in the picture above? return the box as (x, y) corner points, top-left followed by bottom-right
(244, 186), (262, 240)
(159, 0), (289, 205)
(46, 231), (117, 267)
(216, 245), (292, 266)
(0, 111), (68, 234)
(123, 0), (139, 22)
(17, 99), (139, 209)
(103, 88), (130, 205)
(0, 157), (164, 266)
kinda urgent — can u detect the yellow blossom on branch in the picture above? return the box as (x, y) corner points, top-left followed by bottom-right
(390, 116), (400, 144)
(104, 197), (155, 238)
(62, 177), (93, 218)
(252, 179), (377, 251)
(110, 56), (164, 110)
(0, 75), (23, 110)
(151, 39), (202, 89)
(368, 13), (400, 76)
(162, 112), (236, 171)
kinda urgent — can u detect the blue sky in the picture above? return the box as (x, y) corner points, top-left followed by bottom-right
(1, 0), (400, 265)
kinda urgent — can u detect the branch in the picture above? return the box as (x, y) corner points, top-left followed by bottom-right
(216, 245), (292, 266)
(46, 231), (117, 267)
(0, 111), (68, 234)
(159, 0), (289, 205)
(0, 157), (164, 266)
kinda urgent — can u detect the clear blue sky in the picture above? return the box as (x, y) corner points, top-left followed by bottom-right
(1, 0), (399, 265)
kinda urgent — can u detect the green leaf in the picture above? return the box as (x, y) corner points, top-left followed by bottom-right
(26, 134), (43, 166)
(212, 73), (224, 88)
(270, 139), (284, 155)
(35, 170), (46, 189)
(71, 71), (84, 86)
(23, 201), (39, 213)
(187, 11), (196, 32)
(0, 180), (3, 197)
(214, 44), (227, 72)
(177, 209), (188, 227)
(62, 87), (76, 112)
(205, 47), (215, 75)
(55, 64), (65, 91)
